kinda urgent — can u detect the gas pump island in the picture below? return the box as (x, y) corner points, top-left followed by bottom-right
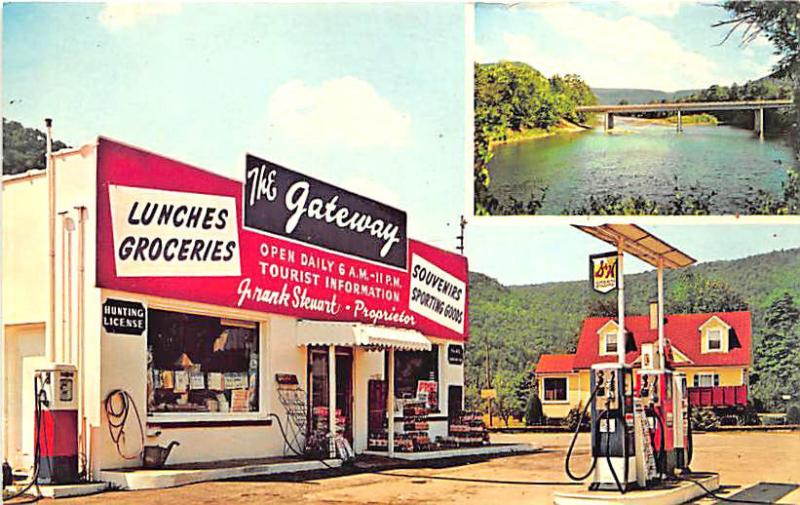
(558, 224), (720, 505)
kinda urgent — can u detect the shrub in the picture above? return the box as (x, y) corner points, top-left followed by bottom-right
(691, 407), (720, 431)
(525, 393), (544, 426)
(564, 403), (588, 432)
(787, 404), (800, 424)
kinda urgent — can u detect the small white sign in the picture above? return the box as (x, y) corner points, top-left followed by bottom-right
(109, 185), (241, 277)
(408, 254), (466, 334)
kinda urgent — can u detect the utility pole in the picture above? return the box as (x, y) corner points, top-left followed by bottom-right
(456, 215), (466, 255)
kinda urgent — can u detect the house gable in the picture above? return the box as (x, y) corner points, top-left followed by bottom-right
(699, 315), (730, 354)
(596, 320), (620, 356)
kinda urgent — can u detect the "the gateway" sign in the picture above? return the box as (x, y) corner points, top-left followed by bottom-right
(95, 138), (468, 341)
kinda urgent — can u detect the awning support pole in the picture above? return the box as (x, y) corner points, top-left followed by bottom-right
(657, 257), (665, 370)
(328, 345), (336, 459)
(617, 239), (626, 365)
(387, 347), (395, 458)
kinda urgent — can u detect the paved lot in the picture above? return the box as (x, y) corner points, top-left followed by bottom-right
(54, 431), (800, 505)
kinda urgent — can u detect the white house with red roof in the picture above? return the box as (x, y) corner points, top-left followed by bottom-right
(534, 301), (752, 419)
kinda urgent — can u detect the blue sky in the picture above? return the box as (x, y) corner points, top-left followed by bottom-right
(476, 2), (780, 91)
(467, 222), (800, 285)
(3, 3), (467, 248)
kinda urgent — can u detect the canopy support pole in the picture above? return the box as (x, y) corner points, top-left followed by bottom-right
(328, 345), (337, 459)
(387, 347), (395, 458)
(617, 239), (626, 365)
(657, 257), (665, 370)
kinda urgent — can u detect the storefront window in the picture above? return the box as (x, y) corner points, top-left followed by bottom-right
(147, 309), (259, 415)
(392, 345), (439, 411)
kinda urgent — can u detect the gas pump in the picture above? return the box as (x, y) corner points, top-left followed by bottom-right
(589, 363), (638, 492)
(34, 364), (79, 485)
(672, 372), (690, 470)
(636, 367), (675, 478)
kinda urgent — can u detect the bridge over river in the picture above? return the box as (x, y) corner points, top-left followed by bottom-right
(576, 99), (794, 140)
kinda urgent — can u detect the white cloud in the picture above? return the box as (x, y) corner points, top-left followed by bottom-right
(509, 5), (720, 90)
(620, 0), (682, 18)
(266, 77), (411, 148)
(99, 3), (181, 30)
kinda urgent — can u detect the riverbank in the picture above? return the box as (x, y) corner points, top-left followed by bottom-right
(488, 119), (590, 148)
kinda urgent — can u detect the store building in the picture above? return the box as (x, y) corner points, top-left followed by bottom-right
(3, 137), (469, 480)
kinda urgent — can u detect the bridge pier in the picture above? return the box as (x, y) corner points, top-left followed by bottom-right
(754, 107), (764, 142)
(677, 110), (683, 133)
(604, 112), (614, 132)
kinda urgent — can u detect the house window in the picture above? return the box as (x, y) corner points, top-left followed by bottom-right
(605, 333), (618, 354)
(543, 377), (568, 402)
(707, 329), (723, 351)
(147, 309), (260, 416)
(693, 373), (720, 387)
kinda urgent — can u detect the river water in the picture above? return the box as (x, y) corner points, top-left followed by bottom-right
(487, 117), (797, 214)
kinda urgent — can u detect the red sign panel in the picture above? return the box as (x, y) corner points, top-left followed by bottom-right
(96, 138), (468, 341)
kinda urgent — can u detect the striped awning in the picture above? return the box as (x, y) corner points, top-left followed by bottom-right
(296, 321), (431, 351)
(573, 224), (696, 269)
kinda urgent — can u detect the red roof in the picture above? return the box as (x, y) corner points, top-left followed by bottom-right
(535, 354), (576, 374)
(572, 311), (751, 369)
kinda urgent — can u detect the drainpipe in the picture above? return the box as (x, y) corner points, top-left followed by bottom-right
(46, 119), (56, 363)
(65, 215), (75, 364)
(59, 211), (68, 362)
(74, 206), (88, 477)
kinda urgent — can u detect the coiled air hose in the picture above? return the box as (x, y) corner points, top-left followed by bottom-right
(565, 384), (599, 481)
(104, 390), (145, 460)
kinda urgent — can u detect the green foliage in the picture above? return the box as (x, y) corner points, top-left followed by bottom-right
(565, 178), (718, 216)
(3, 118), (70, 175)
(492, 369), (527, 425)
(667, 270), (749, 314)
(746, 168), (800, 215)
(467, 248), (800, 412)
(564, 404), (587, 431)
(691, 407), (720, 431)
(750, 293), (800, 411)
(474, 62), (596, 215)
(525, 393), (544, 426)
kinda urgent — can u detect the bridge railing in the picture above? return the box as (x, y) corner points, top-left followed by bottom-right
(577, 99), (793, 113)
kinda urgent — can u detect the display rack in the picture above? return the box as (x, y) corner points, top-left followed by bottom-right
(442, 411), (489, 447)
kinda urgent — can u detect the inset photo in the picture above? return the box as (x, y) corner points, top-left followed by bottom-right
(474, 2), (798, 216)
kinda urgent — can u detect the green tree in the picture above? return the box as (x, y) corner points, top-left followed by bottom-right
(667, 271), (749, 314)
(714, 1), (800, 158)
(492, 369), (526, 426)
(751, 293), (800, 411)
(3, 118), (70, 175)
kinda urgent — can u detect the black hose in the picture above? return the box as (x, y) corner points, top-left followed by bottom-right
(564, 384), (599, 481)
(5, 379), (47, 504)
(104, 390), (144, 461)
(653, 407), (666, 478)
(672, 473), (795, 505)
(686, 400), (694, 467)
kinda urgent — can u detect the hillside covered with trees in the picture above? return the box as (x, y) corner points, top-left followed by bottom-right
(474, 62), (596, 215)
(466, 247), (800, 419)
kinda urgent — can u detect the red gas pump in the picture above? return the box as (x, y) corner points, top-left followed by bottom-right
(635, 367), (675, 479)
(34, 364), (79, 485)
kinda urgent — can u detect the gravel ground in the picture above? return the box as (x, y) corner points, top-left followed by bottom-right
(45, 431), (800, 505)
